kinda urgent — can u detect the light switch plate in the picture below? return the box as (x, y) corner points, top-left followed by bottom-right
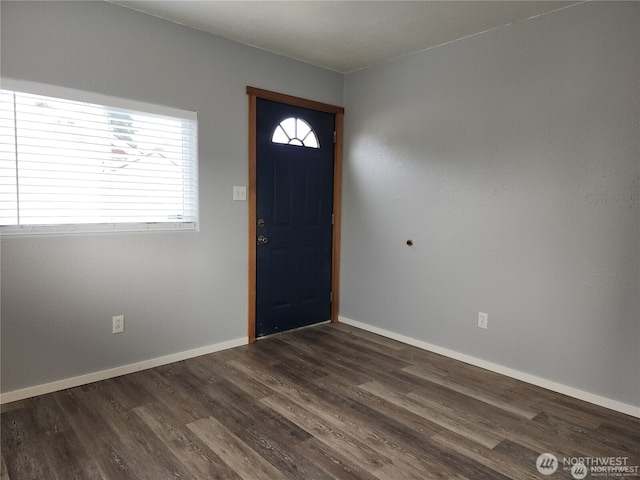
(233, 186), (247, 201)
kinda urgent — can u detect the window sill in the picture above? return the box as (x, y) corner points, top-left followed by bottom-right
(0, 222), (197, 237)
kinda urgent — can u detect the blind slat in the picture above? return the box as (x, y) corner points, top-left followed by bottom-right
(0, 85), (198, 233)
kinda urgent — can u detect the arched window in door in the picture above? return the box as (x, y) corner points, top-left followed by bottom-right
(272, 117), (319, 148)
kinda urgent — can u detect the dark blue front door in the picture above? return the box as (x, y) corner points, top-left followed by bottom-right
(255, 99), (335, 337)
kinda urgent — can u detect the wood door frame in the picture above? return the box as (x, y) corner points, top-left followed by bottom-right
(247, 86), (344, 343)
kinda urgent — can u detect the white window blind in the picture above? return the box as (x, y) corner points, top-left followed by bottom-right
(0, 81), (198, 235)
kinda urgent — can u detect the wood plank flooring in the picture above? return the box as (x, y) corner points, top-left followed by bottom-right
(2, 323), (638, 479)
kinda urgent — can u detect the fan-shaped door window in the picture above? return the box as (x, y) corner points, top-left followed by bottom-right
(272, 117), (319, 148)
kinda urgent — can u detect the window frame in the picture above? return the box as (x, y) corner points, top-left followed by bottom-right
(0, 78), (199, 237)
(272, 117), (319, 148)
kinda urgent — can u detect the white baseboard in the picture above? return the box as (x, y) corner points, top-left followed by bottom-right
(338, 316), (640, 418)
(0, 337), (248, 405)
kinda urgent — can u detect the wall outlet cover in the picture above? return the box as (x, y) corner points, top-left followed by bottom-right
(478, 312), (488, 330)
(112, 315), (125, 334)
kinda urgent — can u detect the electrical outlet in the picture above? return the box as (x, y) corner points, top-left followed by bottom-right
(478, 312), (488, 330)
(112, 315), (125, 334)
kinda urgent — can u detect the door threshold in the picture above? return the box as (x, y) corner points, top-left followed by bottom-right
(255, 320), (332, 341)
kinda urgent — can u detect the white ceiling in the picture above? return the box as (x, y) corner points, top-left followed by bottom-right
(107, 1), (581, 73)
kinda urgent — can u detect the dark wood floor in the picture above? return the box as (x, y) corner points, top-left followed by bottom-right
(2, 323), (638, 480)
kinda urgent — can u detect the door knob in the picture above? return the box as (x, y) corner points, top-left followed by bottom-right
(257, 235), (269, 244)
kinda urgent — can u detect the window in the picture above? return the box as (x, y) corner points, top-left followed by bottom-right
(0, 80), (198, 235)
(272, 117), (319, 148)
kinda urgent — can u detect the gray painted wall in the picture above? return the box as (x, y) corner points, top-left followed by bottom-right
(342, 2), (639, 407)
(0, 1), (343, 392)
(2, 0), (638, 410)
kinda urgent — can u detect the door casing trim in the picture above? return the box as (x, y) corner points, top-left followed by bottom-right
(246, 86), (344, 343)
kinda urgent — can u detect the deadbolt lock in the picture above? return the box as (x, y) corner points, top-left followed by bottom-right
(257, 218), (265, 227)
